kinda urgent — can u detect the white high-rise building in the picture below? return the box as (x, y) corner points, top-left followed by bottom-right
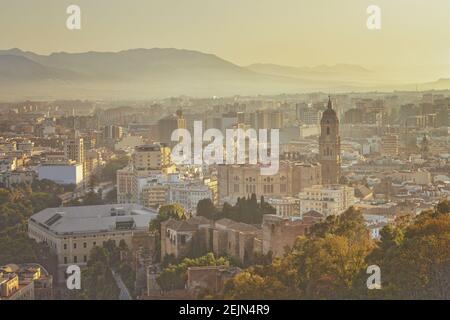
(37, 161), (83, 186)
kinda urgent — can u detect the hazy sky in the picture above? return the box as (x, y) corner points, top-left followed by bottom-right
(1, 0), (449, 68)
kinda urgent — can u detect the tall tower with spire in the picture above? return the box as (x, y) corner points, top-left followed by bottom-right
(420, 134), (429, 159)
(319, 96), (341, 185)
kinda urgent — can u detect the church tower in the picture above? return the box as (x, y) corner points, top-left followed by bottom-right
(420, 134), (429, 159)
(319, 96), (341, 185)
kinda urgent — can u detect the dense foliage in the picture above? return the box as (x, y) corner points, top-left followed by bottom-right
(157, 253), (230, 291)
(0, 182), (62, 265)
(149, 203), (188, 232)
(197, 194), (275, 224)
(99, 154), (130, 183)
(148, 204), (188, 263)
(363, 204), (450, 299)
(75, 239), (135, 300)
(222, 203), (450, 300)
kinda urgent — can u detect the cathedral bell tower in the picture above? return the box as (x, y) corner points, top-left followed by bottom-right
(319, 96), (341, 185)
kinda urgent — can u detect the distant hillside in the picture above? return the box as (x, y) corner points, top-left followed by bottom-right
(0, 48), (256, 81)
(420, 78), (450, 91)
(0, 48), (355, 99)
(246, 63), (373, 82)
(0, 54), (79, 81)
(0, 48), (448, 100)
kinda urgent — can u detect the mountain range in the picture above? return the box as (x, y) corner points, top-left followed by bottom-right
(0, 48), (448, 100)
(246, 63), (373, 82)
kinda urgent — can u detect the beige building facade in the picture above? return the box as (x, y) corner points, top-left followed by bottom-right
(217, 161), (321, 204)
(299, 185), (355, 217)
(28, 204), (157, 283)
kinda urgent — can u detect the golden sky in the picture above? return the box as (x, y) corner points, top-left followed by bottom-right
(1, 0), (449, 68)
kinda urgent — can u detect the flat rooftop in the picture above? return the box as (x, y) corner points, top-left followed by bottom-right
(29, 204), (157, 236)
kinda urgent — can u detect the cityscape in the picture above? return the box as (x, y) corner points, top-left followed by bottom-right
(0, 0), (449, 304)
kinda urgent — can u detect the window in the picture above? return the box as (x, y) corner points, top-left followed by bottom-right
(73, 256), (77, 263)
(327, 127), (330, 135)
(83, 242), (87, 248)
(64, 244), (67, 250)
(64, 257), (67, 264)
(73, 243), (77, 249)
(83, 255), (87, 262)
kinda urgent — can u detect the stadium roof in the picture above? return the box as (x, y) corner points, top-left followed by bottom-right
(29, 204), (157, 236)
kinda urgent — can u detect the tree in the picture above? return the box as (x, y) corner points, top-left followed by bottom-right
(88, 174), (98, 192)
(100, 155), (130, 183)
(77, 240), (136, 299)
(291, 233), (372, 299)
(148, 204), (188, 263)
(196, 194), (275, 225)
(223, 271), (291, 300)
(67, 190), (104, 207)
(30, 192), (61, 213)
(157, 253), (230, 291)
(223, 206), (374, 299)
(105, 187), (117, 204)
(149, 203), (187, 232)
(365, 202), (450, 299)
(196, 198), (218, 220)
(223, 256), (298, 299)
(0, 185), (62, 265)
(311, 206), (367, 240)
(79, 246), (120, 300)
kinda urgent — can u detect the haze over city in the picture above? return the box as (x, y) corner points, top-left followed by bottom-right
(0, 0), (449, 305)
(1, 0), (450, 95)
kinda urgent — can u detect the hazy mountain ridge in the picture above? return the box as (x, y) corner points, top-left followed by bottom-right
(0, 48), (255, 80)
(0, 48), (448, 99)
(0, 54), (81, 82)
(0, 48), (351, 98)
(246, 63), (373, 82)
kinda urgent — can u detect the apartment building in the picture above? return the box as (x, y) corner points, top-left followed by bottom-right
(266, 196), (300, 218)
(132, 144), (171, 173)
(64, 137), (84, 164)
(381, 134), (399, 156)
(0, 263), (52, 300)
(117, 167), (135, 203)
(37, 161), (83, 186)
(299, 185), (355, 217)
